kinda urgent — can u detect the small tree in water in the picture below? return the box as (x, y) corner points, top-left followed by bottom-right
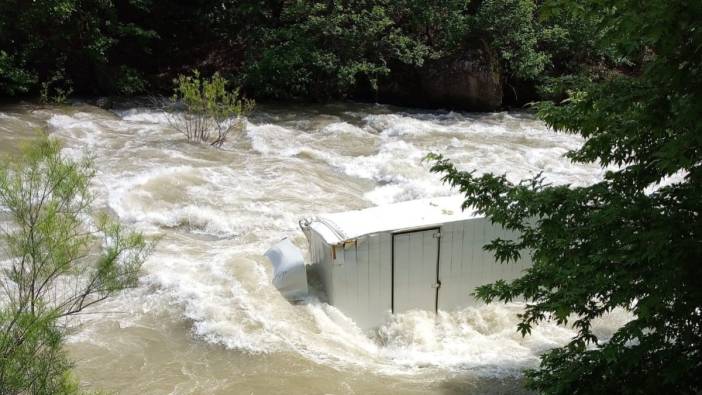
(166, 71), (254, 147)
(0, 137), (153, 393)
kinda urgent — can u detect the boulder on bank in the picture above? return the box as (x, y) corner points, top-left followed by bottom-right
(378, 42), (502, 111)
(95, 96), (113, 109)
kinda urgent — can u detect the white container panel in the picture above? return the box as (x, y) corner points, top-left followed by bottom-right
(437, 218), (529, 311)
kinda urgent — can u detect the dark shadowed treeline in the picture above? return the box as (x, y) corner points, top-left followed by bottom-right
(0, 0), (615, 108)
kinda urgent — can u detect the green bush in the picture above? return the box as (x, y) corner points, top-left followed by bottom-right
(166, 71), (255, 147)
(39, 69), (73, 104)
(0, 51), (36, 96)
(114, 66), (148, 96)
(0, 0), (156, 97)
(0, 137), (153, 393)
(474, 0), (547, 80)
(241, 1), (420, 100)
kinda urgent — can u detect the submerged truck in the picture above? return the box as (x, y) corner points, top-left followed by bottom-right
(265, 196), (530, 329)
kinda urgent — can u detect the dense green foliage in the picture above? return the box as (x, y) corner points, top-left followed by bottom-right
(0, 0), (611, 106)
(0, 138), (153, 394)
(240, 1), (422, 99)
(429, 0), (701, 393)
(0, 0), (156, 97)
(238, 0), (554, 100)
(165, 71), (254, 147)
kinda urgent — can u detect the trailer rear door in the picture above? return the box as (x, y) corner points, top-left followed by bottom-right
(392, 228), (440, 314)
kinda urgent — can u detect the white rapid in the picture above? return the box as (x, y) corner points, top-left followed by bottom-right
(0, 103), (630, 394)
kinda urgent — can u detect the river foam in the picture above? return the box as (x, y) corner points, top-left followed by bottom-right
(31, 104), (624, 382)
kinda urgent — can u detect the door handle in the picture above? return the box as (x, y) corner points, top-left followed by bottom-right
(431, 282), (441, 289)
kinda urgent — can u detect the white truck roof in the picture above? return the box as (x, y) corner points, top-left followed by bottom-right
(305, 195), (479, 245)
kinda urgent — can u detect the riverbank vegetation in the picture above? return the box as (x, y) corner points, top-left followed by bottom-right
(0, 138), (153, 393)
(0, 0), (612, 109)
(430, 0), (701, 392)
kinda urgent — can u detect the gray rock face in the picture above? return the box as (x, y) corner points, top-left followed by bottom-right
(379, 42), (502, 111)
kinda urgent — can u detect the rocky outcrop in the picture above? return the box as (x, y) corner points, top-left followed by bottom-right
(378, 41), (502, 111)
(94, 96), (113, 109)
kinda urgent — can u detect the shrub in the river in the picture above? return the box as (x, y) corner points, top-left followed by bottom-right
(0, 137), (153, 393)
(429, 0), (702, 392)
(39, 69), (74, 105)
(166, 71), (255, 148)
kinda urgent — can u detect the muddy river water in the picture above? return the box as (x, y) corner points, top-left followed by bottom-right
(0, 102), (629, 394)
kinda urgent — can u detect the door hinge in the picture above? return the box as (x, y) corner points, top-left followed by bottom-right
(431, 281), (442, 289)
(433, 232), (441, 239)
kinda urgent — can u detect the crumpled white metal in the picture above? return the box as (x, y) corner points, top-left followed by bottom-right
(264, 238), (308, 301)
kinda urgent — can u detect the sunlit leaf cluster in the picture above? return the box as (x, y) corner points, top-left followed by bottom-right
(429, 0), (701, 392)
(0, 138), (153, 393)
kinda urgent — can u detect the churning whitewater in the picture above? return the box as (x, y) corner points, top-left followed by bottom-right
(0, 103), (630, 393)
